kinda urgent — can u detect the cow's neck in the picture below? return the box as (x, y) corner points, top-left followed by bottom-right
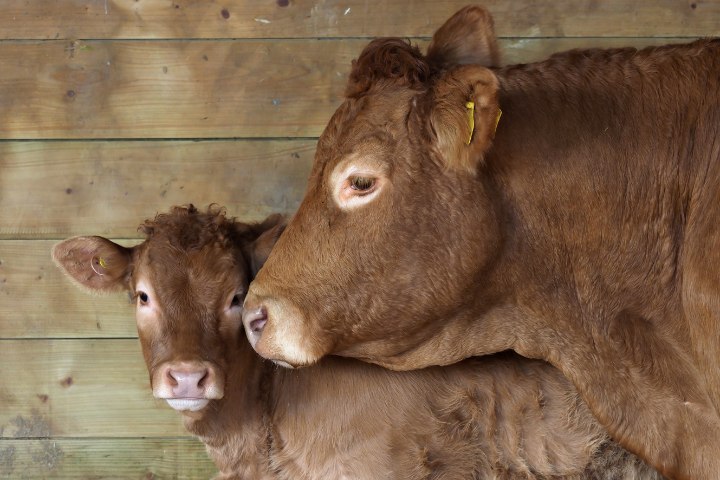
(474, 54), (720, 478)
(484, 71), (697, 358)
(371, 47), (720, 478)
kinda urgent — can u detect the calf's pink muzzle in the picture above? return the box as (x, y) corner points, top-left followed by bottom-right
(153, 362), (223, 412)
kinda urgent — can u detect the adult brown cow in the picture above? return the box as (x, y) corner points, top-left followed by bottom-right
(241, 5), (720, 479)
(52, 205), (660, 479)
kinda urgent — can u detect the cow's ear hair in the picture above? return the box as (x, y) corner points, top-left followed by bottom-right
(428, 65), (500, 173)
(52, 236), (133, 294)
(245, 215), (287, 277)
(426, 5), (500, 69)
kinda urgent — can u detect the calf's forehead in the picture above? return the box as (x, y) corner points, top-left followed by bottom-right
(132, 242), (245, 305)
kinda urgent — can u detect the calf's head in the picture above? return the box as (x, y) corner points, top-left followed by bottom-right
(53, 205), (284, 414)
(243, 6), (503, 367)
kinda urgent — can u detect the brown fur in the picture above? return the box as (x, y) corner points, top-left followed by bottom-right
(244, 5), (720, 479)
(52, 206), (660, 479)
(345, 38), (430, 98)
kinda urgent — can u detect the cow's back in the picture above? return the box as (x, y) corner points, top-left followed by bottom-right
(494, 39), (720, 186)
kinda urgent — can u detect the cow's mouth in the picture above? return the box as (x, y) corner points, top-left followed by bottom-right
(271, 359), (295, 369)
(165, 398), (210, 412)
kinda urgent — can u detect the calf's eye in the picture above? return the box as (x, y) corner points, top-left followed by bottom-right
(138, 291), (149, 305)
(350, 176), (376, 192)
(230, 294), (242, 308)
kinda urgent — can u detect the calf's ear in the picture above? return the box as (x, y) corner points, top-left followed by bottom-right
(426, 5), (500, 69)
(246, 215), (287, 277)
(429, 64), (500, 173)
(52, 236), (132, 294)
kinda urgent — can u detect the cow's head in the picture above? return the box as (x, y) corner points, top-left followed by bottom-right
(242, 6), (503, 367)
(53, 205), (284, 415)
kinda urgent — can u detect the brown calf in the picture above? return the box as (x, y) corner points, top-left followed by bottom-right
(242, 5), (720, 479)
(53, 205), (660, 479)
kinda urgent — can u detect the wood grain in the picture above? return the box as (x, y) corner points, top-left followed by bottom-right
(0, 40), (350, 139)
(0, 240), (139, 339)
(0, 438), (216, 479)
(0, 0), (715, 40)
(4, 1), (710, 477)
(0, 339), (192, 437)
(0, 140), (315, 239)
(0, 38), (692, 139)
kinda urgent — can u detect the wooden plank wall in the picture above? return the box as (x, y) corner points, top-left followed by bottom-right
(0, 1), (716, 478)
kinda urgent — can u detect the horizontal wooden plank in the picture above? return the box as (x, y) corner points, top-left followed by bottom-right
(0, 438), (216, 479)
(0, 40), (350, 139)
(0, 339), (192, 437)
(0, 38), (693, 139)
(0, 0), (716, 40)
(0, 140), (314, 239)
(0, 240), (139, 339)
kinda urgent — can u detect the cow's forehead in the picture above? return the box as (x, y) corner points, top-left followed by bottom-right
(317, 87), (418, 163)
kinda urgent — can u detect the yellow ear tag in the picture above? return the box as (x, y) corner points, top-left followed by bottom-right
(465, 101), (475, 145)
(493, 107), (502, 137)
(90, 256), (107, 276)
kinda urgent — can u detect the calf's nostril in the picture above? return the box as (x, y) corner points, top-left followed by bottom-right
(167, 369), (179, 386)
(197, 370), (209, 388)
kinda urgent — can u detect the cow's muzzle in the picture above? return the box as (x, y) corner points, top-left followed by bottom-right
(242, 289), (318, 368)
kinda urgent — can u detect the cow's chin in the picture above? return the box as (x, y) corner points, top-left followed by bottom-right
(165, 398), (211, 412)
(250, 346), (321, 369)
(270, 359), (296, 369)
(249, 325), (324, 369)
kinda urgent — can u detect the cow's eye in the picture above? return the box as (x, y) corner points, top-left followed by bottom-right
(332, 163), (385, 210)
(138, 291), (149, 305)
(349, 176), (376, 192)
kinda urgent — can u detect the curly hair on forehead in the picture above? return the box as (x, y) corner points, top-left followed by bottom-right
(345, 37), (431, 98)
(139, 204), (264, 252)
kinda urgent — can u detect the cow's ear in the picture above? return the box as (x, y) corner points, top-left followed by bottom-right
(426, 5), (500, 69)
(52, 236), (133, 294)
(429, 65), (500, 173)
(246, 215), (287, 277)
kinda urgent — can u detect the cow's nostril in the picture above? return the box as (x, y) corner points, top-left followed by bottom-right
(244, 306), (268, 334)
(250, 314), (267, 333)
(251, 319), (266, 332)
